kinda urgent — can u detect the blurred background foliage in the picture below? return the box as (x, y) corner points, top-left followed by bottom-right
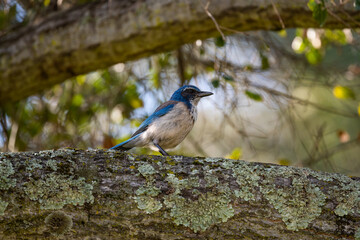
(0, 0), (360, 176)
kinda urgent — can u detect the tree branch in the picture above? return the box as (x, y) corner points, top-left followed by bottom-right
(0, 0), (359, 103)
(0, 149), (359, 239)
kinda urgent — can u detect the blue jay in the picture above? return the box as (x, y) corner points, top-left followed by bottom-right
(110, 85), (213, 156)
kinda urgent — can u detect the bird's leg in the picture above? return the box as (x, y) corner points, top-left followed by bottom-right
(153, 142), (169, 156)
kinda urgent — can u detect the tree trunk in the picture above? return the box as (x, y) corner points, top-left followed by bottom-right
(0, 149), (359, 239)
(0, 0), (359, 103)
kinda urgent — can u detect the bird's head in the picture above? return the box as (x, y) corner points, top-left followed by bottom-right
(170, 85), (213, 106)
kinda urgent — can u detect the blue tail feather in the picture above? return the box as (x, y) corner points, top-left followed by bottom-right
(110, 134), (140, 150)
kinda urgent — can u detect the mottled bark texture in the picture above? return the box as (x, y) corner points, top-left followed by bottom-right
(0, 149), (359, 239)
(0, 0), (359, 103)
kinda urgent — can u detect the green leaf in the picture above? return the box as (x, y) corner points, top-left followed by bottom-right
(333, 86), (356, 100)
(307, 0), (317, 11)
(184, 67), (194, 81)
(245, 90), (263, 102)
(278, 158), (291, 166)
(0, 11), (6, 30)
(305, 49), (322, 65)
(72, 94), (84, 107)
(225, 147), (242, 160)
(44, 0), (51, 6)
(355, 0), (360, 10)
(278, 29), (287, 37)
(8, 5), (17, 19)
(211, 78), (220, 88)
(307, 0), (327, 26)
(260, 53), (270, 70)
(324, 29), (346, 45)
(244, 65), (254, 71)
(0, 5), (17, 30)
(158, 53), (171, 67)
(205, 66), (215, 72)
(150, 68), (160, 89)
(76, 75), (86, 85)
(214, 36), (226, 47)
(222, 74), (234, 82)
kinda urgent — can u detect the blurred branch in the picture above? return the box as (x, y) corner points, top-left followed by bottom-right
(7, 120), (18, 152)
(176, 47), (186, 86)
(1, 0), (360, 103)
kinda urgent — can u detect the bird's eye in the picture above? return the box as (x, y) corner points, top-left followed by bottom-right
(185, 89), (195, 94)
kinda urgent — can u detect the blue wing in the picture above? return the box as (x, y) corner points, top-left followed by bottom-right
(110, 100), (178, 150)
(131, 100), (178, 137)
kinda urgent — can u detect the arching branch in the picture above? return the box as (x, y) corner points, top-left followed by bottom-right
(0, 0), (359, 103)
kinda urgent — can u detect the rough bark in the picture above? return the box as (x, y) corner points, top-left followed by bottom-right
(0, 0), (359, 103)
(0, 149), (359, 239)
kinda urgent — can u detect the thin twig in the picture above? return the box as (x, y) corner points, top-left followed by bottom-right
(329, 0), (360, 27)
(247, 82), (358, 118)
(302, 138), (360, 166)
(204, 1), (226, 41)
(326, 8), (352, 29)
(271, 0), (285, 29)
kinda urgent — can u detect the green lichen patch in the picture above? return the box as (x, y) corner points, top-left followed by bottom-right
(172, 156), (184, 162)
(132, 168), (236, 232)
(138, 163), (156, 177)
(333, 176), (360, 217)
(25, 158), (43, 172)
(232, 163), (261, 202)
(204, 157), (223, 163)
(261, 173), (326, 231)
(220, 159), (235, 169)
(164, 192), (234, 233)
(163, 173), (234, 232)
(48, 148), (76, 158)
(135, 184), (161, 197)
(301, 168), (335, 182)
(46, 159), (58, 171)
(0, 199), (9, 215)
(134, 164), (162, 214)
(204, 173), (219, 188)
(165, 173), (200, 194)
(222, 162), (332, 231)
(24, 173), (94, 210)
(355, 227), (360, 240)
(134, 195), (163, 214)
(221, 159), (262, 201)
(0, 158), (16, 190)
(127, 154), (135, 161)
(301, 167), (360, 217)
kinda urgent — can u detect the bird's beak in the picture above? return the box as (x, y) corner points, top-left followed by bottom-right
(197, 91), (213, 98)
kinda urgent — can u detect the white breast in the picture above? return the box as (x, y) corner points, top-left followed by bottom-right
(190, 106), (197, 122)
(145, 102), (196, 149)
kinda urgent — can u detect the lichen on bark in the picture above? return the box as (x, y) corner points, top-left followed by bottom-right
(0, 149), (359, 239)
